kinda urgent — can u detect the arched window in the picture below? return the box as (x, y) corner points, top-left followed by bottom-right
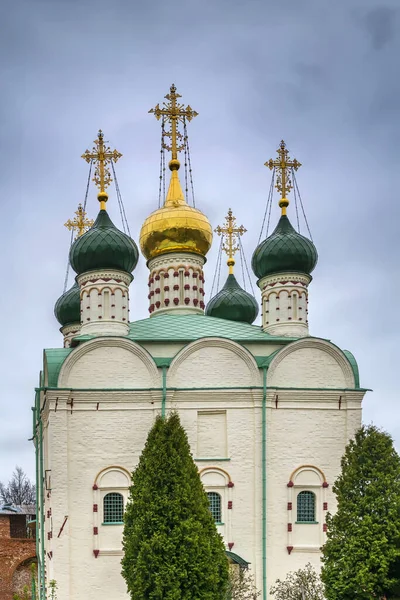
(297, 491), (316, 523)
(103, 492), (124, 524)
(207, 492), (222, 523)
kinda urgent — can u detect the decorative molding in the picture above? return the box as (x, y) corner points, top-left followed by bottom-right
(267, 338), (356, 388)
(77, 270), (132, 287)
(58, 338), (160, 388)
(167, 338), (260, 385)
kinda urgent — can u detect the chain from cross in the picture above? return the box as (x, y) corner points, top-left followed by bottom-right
(215, 208), (247, 274)
(64, 204), (94, 239)
(81, 130), (122, 193)
(149, 84), (198, 165)
(265, 140), (301, 212)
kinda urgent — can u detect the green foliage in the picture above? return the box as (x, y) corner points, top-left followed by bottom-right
(226, 567), (261, 600)
(48, 580), (58, 600)
(270, 563), (325, 600)
(122, 412), (229, 600)
(321, 425), (400, 599)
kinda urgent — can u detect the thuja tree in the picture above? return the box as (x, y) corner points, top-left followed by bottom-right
(321, 425), (400, 599)
(122, 412), (229, 599)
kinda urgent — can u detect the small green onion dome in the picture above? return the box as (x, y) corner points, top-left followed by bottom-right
(54, 282), (80, 327)
(70, 210), (139, 275)
(252, 215), (318, 279)
(206, 274), (259, 324)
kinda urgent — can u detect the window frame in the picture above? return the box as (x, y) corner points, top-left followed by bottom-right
(296, 490), (317, 524)
(102, 491), (124, 526)
(207, 491), (223, 525)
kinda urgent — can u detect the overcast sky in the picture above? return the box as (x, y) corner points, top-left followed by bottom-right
(1, 0), (399, 483)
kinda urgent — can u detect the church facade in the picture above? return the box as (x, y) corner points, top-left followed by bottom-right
(33, 86), (366, 600)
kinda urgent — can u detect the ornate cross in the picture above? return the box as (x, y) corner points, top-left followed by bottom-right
(265, 140), (301, 214)
(64, 204), (94, 239)
(81, 130), (122, 208)
(215, 209), (247, 275)
(149, 84), (198, 168)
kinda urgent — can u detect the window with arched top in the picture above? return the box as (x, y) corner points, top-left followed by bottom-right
(296, 490), (316, 523)
(103, 492), (124, 524)
(207, 492), (222, 523)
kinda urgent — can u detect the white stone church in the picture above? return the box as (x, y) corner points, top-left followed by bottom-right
(34, 86), (366, 600)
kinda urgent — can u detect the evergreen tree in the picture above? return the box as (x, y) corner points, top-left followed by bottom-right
(122, 412), (229, 600)
(321, 425), (400, 599)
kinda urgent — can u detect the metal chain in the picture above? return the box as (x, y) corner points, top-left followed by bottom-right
(62, 162), (93, 293)
(162, 117), (166, 204)
(239, 237), (256, 296)
(292, 167), (301, 233)
(293, 171), (313, 240)
(183, 118), (196, 207)
(184, 130), (189, 202)
(239, 238), (246, 290)
(258, 168), (275, 244)
(265, 168), (275, 238)
(63, 227), (74, 293)
(111, 161), (131, 237)
(209, 236), (223, 299)
(158, 117), (164, 209)
(83, 161), (93, 212)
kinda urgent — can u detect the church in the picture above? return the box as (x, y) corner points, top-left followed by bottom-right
(33, 84), (366, 600)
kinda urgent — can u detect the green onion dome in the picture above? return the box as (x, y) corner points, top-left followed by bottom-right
(252, 215), (318, 279)
(70, 210), (139, 275)
(54, 282), (80, 327)
(206, 274), (259, 324)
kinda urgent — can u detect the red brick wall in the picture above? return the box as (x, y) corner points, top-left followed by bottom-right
(0, 516), (36, 599)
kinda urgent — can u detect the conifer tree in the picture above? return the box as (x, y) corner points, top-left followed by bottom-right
(321, 425), (400, 599)
(122, 412), (229, 600)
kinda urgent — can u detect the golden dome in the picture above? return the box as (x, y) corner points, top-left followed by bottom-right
(140, 164), (213, 261)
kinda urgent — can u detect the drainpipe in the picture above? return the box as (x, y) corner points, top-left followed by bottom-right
(262, 367), (267, 600)
(161, 366), (167, 419)
(32, 404), (40, 597)
(39, 412), (45, 599)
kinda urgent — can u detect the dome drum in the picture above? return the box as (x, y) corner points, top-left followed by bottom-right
(147, 251), (206, 317)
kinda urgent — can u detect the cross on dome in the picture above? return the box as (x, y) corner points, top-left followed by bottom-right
(215, 209), (247, 275)
(64, 204), (94, 239)
(265, 140), (301, 215)
(81, 130), (122, 210)
(149, 84), (198, 170)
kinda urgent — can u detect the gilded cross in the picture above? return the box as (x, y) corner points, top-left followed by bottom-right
(265, 140), (301, 215)
(149, 84), (198, 168)
(64, 204), (94, 239)
(215, 209), (247, 275)
(81, 130), (122, 209)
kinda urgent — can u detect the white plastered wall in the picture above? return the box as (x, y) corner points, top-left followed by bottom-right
(264, 337), (364, 593)
(42, 335), (365, 600)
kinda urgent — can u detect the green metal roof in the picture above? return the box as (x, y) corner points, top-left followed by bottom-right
(343, 349), (360, 388)
(44, 348), (73, 387)
(252, 214), (318, 279)
(205, 274), (259, 324)
(70, 209), (139, 275)
(225, 550), (250, 567)
(128, 313), (296, 343)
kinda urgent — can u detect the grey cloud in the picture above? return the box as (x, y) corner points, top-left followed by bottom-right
(363, 7), (397, 50)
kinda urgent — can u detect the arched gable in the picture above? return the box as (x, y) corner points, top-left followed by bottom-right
(94, 466), (131, 489)
(168, 338), (260, 388)
(58, 338), (159, 389)
(267, 337), (355, 389)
